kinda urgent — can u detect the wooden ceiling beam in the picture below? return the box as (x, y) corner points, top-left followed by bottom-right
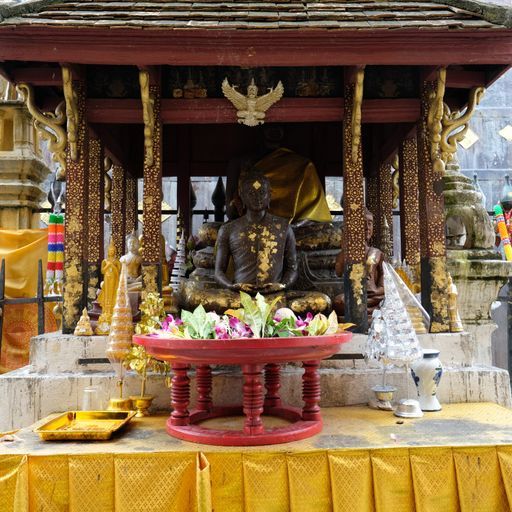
(82, 97), (420, 124)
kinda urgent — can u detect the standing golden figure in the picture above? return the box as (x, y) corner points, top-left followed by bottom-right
(96, 240), (122, 334)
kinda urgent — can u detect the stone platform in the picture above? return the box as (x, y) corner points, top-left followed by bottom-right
(0, 330), (510, 432)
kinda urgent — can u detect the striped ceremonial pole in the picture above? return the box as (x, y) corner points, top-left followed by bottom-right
(46, 213), (65, 294)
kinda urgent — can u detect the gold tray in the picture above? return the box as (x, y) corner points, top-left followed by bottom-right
(34, 410), (136, 441)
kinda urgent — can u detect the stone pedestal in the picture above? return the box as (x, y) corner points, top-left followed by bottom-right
(1, 329), (510, 432)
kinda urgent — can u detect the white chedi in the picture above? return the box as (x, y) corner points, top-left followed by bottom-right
(365, 262), (423, 367)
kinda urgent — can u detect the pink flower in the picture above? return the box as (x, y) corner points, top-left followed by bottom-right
(229, 317), (253, 338)
(161, 314), (183, 331)
(214, 324), (230, 340)
(295, 313), (313, 335)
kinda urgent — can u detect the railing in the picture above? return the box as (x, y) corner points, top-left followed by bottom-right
(0, 259), (62, 354)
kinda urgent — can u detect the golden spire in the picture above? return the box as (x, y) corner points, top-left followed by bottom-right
(106, 262), (133, 362)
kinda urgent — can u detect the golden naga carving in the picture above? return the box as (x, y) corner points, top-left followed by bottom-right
(426, 67), (447, 174)
(62, 65), (79, 163)
(17, 82), (67, 180)
(222, 77), (284, 127)
(441, 86), (485, 164)
(351, 67), (365, 164)
(139, 69), (155, 166)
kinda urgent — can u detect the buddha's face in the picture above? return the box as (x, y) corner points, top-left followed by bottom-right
(241, 179), (270, 212)
(107, 244), (115, 258)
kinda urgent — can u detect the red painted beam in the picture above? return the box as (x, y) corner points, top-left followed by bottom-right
(1, 28), (512, 66)
(86, 97), (419, 124)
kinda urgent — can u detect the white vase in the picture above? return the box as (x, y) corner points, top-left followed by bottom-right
(410, 349), (443, 411)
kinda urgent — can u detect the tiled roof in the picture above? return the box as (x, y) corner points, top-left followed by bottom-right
(0, 0), (508, 30)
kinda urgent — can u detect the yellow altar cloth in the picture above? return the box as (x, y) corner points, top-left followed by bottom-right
(2, 403), (512, 512)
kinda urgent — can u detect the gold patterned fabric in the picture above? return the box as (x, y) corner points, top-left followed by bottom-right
(252, 148), (332, 224)
(3, 447), (512, 511)
(4, 404), (512, 511)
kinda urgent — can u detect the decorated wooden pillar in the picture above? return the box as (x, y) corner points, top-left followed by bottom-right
(376, 161), (394, 259)
(365, 175), (378, 247)
(125, 175), (138, 236)
(342, 67), (367, 332)
(399, 134), (421, 278)
(62, 65), (89, 333)
(139, 67), (162, 294)
(86, 135), (104, 308)
(417, 68), (450, 333)
(111, 164), (126, 257)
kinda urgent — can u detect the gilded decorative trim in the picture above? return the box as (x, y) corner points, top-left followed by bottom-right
(441, 86), (485, 164)
(62, 66), (79, 162)
(141, 74), (162, 294)
(351, 67), (364, 164)
(426, 67), (446, 175)
(139, 69), (155, 167)
(87, 137), (103, 263)
(378, 161), (393, 257)
(125, 177), (138, 235)
(111, 164), (126, 257)
(17, 83), (67, 180)
(400, 136), (421, 268)
(62, 76), (88, 332)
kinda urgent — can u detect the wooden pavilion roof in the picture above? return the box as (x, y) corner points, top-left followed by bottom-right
(0, 0), (509, 31)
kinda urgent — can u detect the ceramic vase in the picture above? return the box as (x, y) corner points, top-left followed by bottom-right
(411, 349), (443, 411)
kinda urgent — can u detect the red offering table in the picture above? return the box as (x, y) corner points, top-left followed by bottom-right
(134, 333), (351, 446)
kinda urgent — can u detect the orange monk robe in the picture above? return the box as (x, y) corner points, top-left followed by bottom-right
(252, 148), (332, 224)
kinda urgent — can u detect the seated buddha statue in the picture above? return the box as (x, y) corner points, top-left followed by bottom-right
(209, 172), (331, 314)
(333, 208), (385, 318)
(120, 231), (143, 291)
(225, 125), (332, 226)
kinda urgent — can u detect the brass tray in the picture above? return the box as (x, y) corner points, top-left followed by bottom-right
(34, 410), (136, 441)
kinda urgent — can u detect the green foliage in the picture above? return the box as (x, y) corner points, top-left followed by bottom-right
(180, 304), (216, 339)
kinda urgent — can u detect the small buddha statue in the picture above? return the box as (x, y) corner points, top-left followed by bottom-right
(96, 240), (122, 334)
(120, 231), (143, 291)
(448, 274), (464, 333)
(74, 308), (93, 336)
(334, 208), (385, 318)
(213, 172), (330, 314)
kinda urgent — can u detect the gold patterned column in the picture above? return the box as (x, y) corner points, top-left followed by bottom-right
(376, 161), (393, 257)
(366, 175), (378, 247)
(111, 164), (126, 257)
(125, 175), (138, 236)
(62, 66), (89, 333)
(86, 135), (104, 308)
(399, 134), (421, 279)
(342, 67), (367, 332)
(417, 68), (450, 333)
(140, 67), (162, 295)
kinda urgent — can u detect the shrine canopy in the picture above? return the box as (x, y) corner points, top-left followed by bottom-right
(0, 0), (512, 67)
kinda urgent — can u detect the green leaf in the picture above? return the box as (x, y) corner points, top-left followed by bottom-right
(324, 311), (340, 335)
(239, 292), (264, 338)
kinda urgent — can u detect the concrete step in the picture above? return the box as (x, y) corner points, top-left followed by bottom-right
(1, 363), (509, 431)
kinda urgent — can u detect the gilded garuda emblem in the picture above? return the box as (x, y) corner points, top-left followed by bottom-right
(222, 77), (284, 127)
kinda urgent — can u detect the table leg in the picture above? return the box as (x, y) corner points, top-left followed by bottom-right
(242, 364), (264, 435)
(264, 363), (281, 409)
(171, 363), (191, 426)
(302, 361), (321, 421)
(196, 364), (213, 412)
